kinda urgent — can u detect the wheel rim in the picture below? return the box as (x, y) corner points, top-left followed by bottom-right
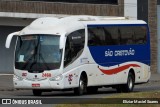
(128, 77), (133, 90)
(80, 79), (84, 91)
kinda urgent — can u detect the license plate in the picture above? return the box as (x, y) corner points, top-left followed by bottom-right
(32, 84), (40, 87)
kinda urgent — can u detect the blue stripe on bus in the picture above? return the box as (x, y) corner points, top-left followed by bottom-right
(87, 24), (150, 67)
(88, 45), (150, 67)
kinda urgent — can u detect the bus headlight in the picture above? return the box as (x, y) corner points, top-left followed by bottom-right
(13, 75), (23, 81)
(49, 75), (63, 81)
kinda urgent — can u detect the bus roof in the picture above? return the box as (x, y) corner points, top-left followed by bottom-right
(19, 16), (147, 36)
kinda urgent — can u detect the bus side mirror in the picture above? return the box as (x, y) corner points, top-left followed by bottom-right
(5, 31), (19, 48)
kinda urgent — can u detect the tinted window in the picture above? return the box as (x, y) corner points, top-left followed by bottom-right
(88, 27), (105, 46)
(134, 26), (147, 44)
(103, 27), (120, 45)
(64, 29), (85, 67)
(120, 26), (147, 45)
(88, 25), (147, 46)
(120, 27), (134, 45)
(88, 27), (120, 46)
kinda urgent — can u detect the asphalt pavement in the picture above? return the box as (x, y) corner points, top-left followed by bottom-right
(0, 73), (160, 91)
(0, 73), (160, 107)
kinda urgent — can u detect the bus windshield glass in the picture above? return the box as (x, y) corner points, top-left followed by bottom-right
(15, 35), (62, 72)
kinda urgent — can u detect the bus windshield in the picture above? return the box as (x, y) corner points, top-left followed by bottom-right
(15, 34), (62, 72)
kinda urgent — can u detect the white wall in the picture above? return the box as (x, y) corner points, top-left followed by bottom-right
(124, 0), (137, 19)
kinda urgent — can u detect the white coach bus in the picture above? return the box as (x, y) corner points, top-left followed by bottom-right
(6, 16), (151, 96)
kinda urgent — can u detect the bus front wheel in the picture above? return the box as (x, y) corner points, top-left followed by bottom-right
(32, 89), (42, 96)
(74, 74), (87, 95)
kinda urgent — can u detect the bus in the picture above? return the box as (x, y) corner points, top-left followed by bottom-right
(5, 16), (151, 96)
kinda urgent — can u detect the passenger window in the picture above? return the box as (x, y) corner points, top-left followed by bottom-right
(120, 27), (134, 45)
(64, 29), (85, 67)
(103, 27), (119, 45)
(134, 26), (147, 44)
(88, 27), (120, 46)
(88, 25), (147, 46)
(88, 27), (106, 46)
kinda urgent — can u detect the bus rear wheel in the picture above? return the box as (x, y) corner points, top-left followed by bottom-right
(123, 72), (135, 92)
(32, 89), (42, 96)
(74, 74), (87, 95)
(116, 72), (135, 93)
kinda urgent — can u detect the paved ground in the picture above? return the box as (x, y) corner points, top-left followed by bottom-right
(149, 73), (160, 82)
(0, 73), (160, 107)
(0, 74), (13, 91)
(0, 73), (160, 91)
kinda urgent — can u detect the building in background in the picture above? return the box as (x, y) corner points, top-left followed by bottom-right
(0, 0), (158, 74)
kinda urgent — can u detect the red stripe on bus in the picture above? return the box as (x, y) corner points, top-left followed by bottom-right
(99, 64), (140, 75)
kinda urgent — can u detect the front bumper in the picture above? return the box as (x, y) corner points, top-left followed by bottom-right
(13, 78), (64, 90)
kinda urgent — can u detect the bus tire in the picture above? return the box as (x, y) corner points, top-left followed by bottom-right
(32, 89), (42, 96)
(87, 87), (98, 94)
(123, 72), (135, 92)
(74, 74), (87, 95)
